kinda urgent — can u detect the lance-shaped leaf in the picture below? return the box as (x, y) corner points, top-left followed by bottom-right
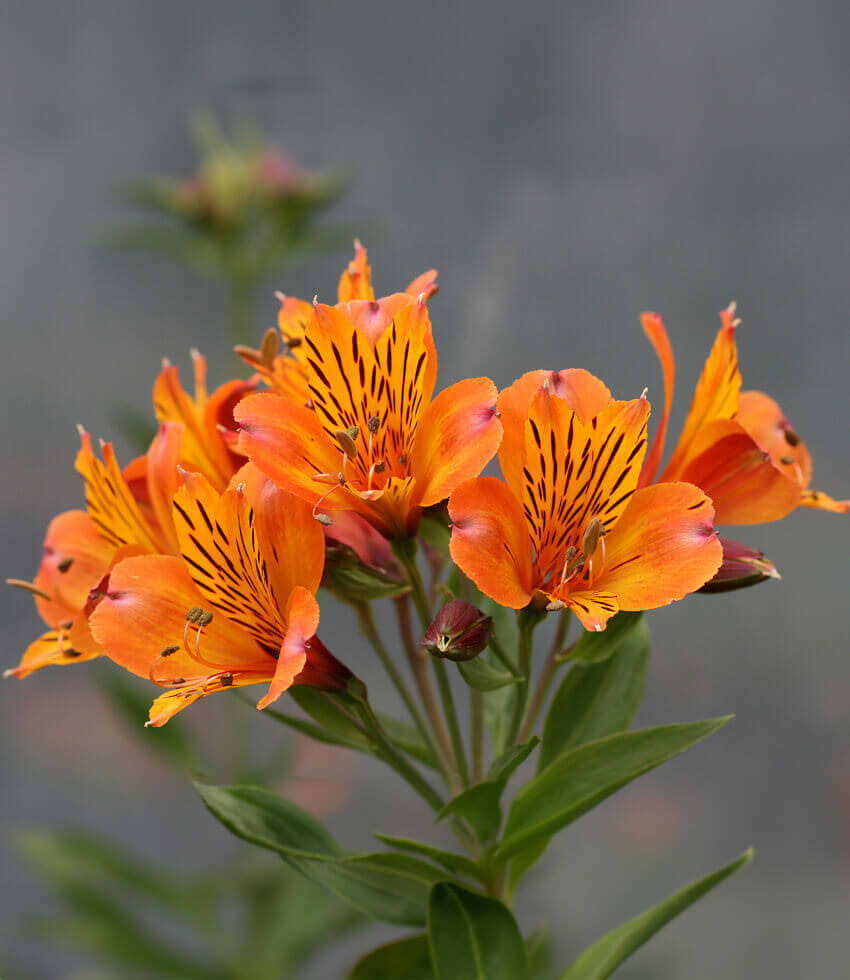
(495, 719), (730, 861)
(428, 883), (528, 980)
(375, 834), (481, 879)
(350, 935), (433, 979)
(457, 656), (518, 692)
(565, 611), (644, 665)
(558, 849), (753, 979)
(437, 739), (539, 843)
(196, 782), (443, 925)
(539, 616), (650, 770)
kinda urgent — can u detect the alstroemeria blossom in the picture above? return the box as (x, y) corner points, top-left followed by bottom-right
(448, 370), (722, 632)
(90, 463), (346, 726)
(235, 253), (501, 537)
(639, 307), (848, 522)
(237, 241), (439, 402)
(7, 355), (250, 679)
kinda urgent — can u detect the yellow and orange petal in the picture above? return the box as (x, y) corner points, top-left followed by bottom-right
(639, 312), (676, 487)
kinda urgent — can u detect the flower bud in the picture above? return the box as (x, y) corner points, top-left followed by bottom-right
(699, 538), (780, 594)
(422, 599), (493, 662)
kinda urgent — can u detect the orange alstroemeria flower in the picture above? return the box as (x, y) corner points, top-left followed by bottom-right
(448, 370), (723, 632)
(7, 355), (250, 679)
(237, 241), (439, 401)
(639, 307), (848, 522)
(89, 464), (347, 726)
(235, 253), (501, 537)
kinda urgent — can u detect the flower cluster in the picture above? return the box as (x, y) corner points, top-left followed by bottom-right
(8, 246), (846, 725)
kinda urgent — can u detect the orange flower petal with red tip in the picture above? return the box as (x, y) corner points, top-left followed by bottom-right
(662, 310), (740, 480)
(337, 241), (374, 302)
(277, 295), (315, 356)
(90, 554), (267, 682)
(32, 510), (114, 627)
(410, 377), (502, 508)
(677, 419), (800, 524)
(448, 477), (535, 609)
(338, 294), (417, 347)
(75, 431), (161, 553)
(257, 586), (319, 710)
(639, 312), (676, 486)
(236, 391), (341, 507)
(594, 482), (722, 610)
(406, 268), (439, 301)
(548, 369), (614, 424)
(800, 489), (850, 513)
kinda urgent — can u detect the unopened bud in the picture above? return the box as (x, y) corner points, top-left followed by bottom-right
(699, 537), (780, 594)
(422, 599), (493, 662)
(57, 557), (74, 574)
(582, 518), (602, 557)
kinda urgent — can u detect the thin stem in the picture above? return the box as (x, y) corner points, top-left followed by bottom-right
(394, 595), (459, 790)
(487, 634), (521, 677)
(354, 601), (439, 767)
(505, 612), (539, 746)
(471, 689), (484, 782)
(433, 657), (470, 786)
(518, 612), (572, 743)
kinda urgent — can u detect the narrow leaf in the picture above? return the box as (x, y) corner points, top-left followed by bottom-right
(375, 834), (481, 878)
(559, 849), (753, 979)
(497, 718), (731, 860)
(566, 611), (643, 664)
(487, 738), (539, 782)
(457, 656), (518, 692)
(428, 883), (528, 980)
(540, 618), (650, 770)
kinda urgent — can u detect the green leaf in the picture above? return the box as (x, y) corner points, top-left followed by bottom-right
(457, 656), (518, 692)
(438, 740), (539, 843)
(97, 670), (200, 768)
(539, 617), (650, 771)
(427, 883), (528, 980)
(496, 718), (731, 861)
(350, 935), (433, 979)
(567, 611), (643, 664)
(559, 849), (753, 979)
(195, 782), (441, 925)
(374, 835), (481, 878)
(483, 680), (517, 758)
(288, 687), (376, 752)
(19, 830), (214, 928)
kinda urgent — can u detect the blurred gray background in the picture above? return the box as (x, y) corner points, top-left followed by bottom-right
(2, 1), (849, 976)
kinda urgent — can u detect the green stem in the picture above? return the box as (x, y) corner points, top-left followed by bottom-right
(433, 657), (470, 786)
(354, 601), (439, 768)
(518, 612), (572, 743)
(471, 689), (484, 782)
(487, 634), (521, 677)
(394, 595), (459, 791)
(505, 610), (541, 746)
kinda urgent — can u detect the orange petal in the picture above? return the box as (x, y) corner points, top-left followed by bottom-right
(337, 241), (374, 302)
(31, 510), (114, 628)
(277, 294), (316, 356)
(662, 309), (740, 480)
(406, 268), (439, 301)
(76, 430), (161, 553)
(593, 482), (722, 610)
(639, 312), (676, 486)
(236, 391), (340, 507)
(448, 477), (535, 609)
(800, 488), (850, 514)
(146, 669), (271, 727)
(145, 422), (184, 555)
(562, 592), (620, 633)
(256, 586), (319, 710)
(89, 554), (266, 681)
(497, 370), (550, 498)
(736, 390), (813, 490)
(5, 627), (99, 679)
(410, 377), (502, 508)
(323, 509), (397, 571)
(548, 369), (613, 424)
(677, 419), (800, 524)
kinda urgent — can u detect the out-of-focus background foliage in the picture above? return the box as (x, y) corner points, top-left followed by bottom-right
(1, 2), (848, 976)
